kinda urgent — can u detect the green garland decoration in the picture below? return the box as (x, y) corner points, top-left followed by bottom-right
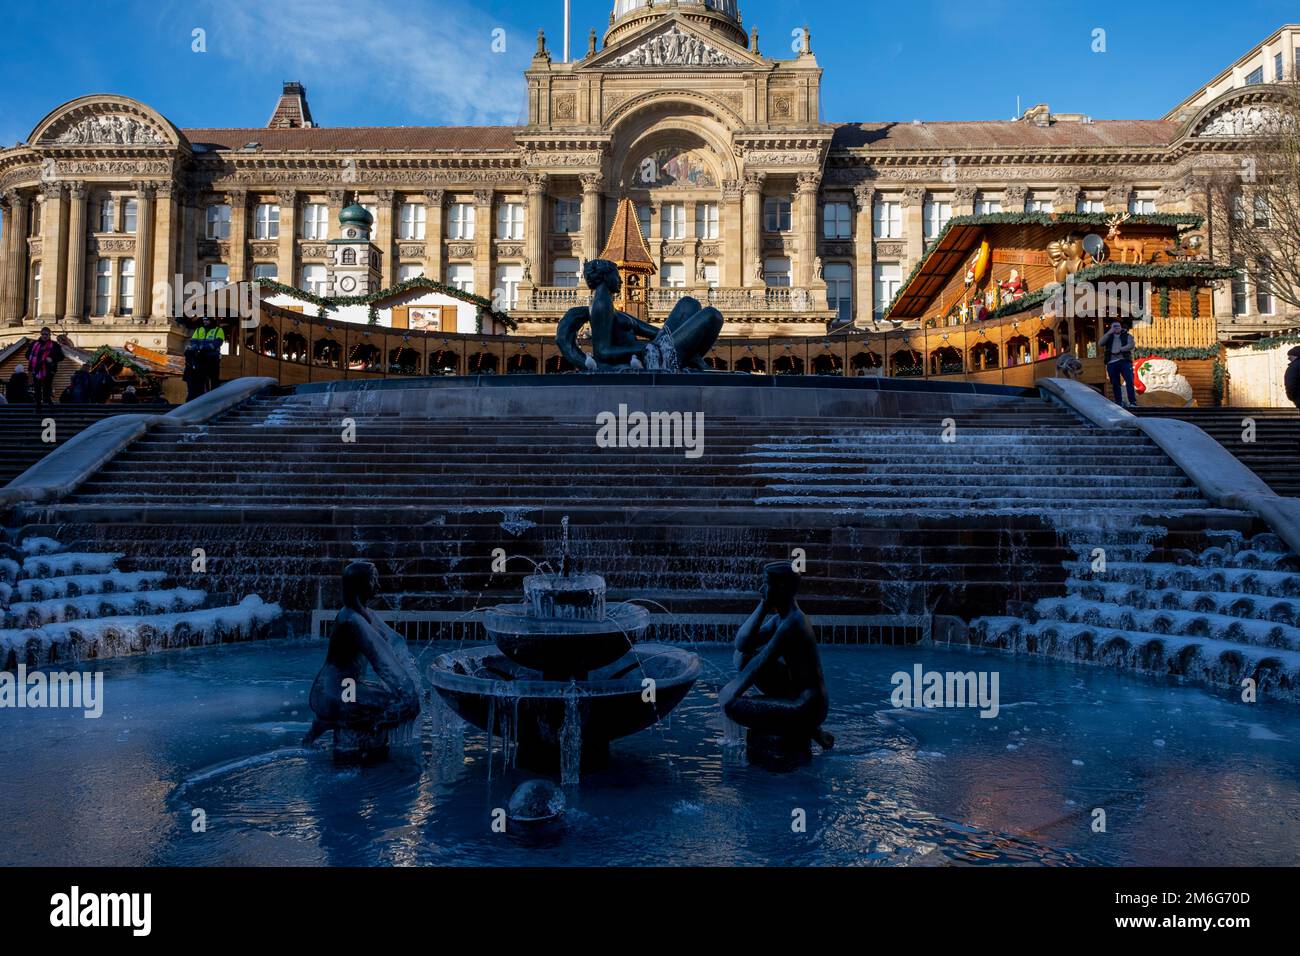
(1212, 358), (1227, 406)
(1189, 284), (1200, 319)
(1159, 282), (1170, 318)
(1133, 346), (1219, 361)
(1250, 330), (1300, 351)
(254, 275), (516, 331)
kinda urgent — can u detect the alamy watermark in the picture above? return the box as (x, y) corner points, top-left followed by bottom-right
(595, 403), (705, 459)
(890, 664), (1000, 718)
(151, 274), (262, 327)
(0, 665), (103, 718)
(1046, 275), (1152, 323)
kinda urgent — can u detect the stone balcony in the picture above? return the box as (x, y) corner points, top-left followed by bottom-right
(517, 285), (831, 319)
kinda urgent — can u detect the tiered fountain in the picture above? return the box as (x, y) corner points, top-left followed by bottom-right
(427, 519), (700, 779)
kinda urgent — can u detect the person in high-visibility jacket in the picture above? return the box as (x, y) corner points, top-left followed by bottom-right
(189, 316), (225, 396)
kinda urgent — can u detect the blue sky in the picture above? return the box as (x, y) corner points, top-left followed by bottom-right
(1, 0), (1293, 145)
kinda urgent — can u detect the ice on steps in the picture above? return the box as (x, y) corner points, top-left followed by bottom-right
(15, 570), (170, 602)
(5, 587), (208, 628)
(22, 552), (124, 578)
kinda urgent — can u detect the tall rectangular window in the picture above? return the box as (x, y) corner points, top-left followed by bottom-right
(824, 262), (853, 325)
(448, 203), (475, 240)
(553, 199), (581, 234)
(1231, 259), (1249, 316)
(205, 263), (230, 293)
(695, 201), (719, 239)
(399, 203), (426, 240)
(553, 257), (580, 288)
(1255, 256), (1275, 315)
(398, 263), (424, 282)
(118, 258), (135, 315)
(495, 264), (523, 309)
(764, 257), (791, 287)
(99, 198), (115, 233)
(1245, 65), (1264, 85)
(1253, 195), (1271, 227)
(205, 204), (231, 239)
(496, 203), (524, 240)
(447, 263), (474, 293)
(636, 204), (651, 240)
(301, 204), (328, 240)
(873, 201), (901, 238)
(662, 262), (686, 288)
(253, 263), (278, 281)
(923, 200), (951, 239)
(299, 264), (325, 295)
(94, 259), (111, 315)
(873, 262), (901, 319)
(254, 204), (280, 239)
(823, 202), (852, 239)
(663, 203), (686, 240)
(701, 262), (719, 288)
(30, 264), (40, 316)
(763, 197), (792, 233)
(1276, 52), (1284, 81)
(122, 199), (138, 234)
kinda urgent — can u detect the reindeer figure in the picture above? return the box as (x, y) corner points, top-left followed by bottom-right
(1106, 212), (1146, 265)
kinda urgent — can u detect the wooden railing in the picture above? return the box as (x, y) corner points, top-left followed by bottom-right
(221, 298), (1226, 399)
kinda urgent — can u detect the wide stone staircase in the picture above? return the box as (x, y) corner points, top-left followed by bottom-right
(0, 405), (174, 486)
(1134, 406), (1300, 496)
(0, 529), (283, 669)
(10, 387), (1264, 655)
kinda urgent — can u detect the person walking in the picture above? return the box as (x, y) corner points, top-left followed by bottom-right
(26, 327), (65, 411)
(5, 366), (32, 403)
(1099, 321), (1137, 408)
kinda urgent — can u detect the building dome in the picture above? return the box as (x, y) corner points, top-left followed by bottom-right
(339, 203), (373, 229)
(607, 0), (746, 50)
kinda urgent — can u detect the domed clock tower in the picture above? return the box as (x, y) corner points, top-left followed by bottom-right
(327, 202), (382, 297)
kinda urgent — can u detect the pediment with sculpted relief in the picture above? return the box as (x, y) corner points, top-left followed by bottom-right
(584, 16), (760, 71)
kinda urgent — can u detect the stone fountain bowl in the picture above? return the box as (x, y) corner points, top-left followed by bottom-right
(482, 601), (650, 678)
(427, 642), (700, 770)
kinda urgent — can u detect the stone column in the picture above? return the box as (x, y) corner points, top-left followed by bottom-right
(953, 185), (977, 218)
(63, 182), (88, 323)
(374, 189), (395, 288)
(473, 188), (494, 300)
(1004, 184), (1028, 215)
(580, 174), (602, 269)
(524, 173), (548, 291)
(795, 172), (821, 288)
(423, 189), (444, 281)
(721, 179), (743, 287)
(151, 182), (177, 320)
(852, 184), (875, 328)
(902, 187), (926, 271)
(742, 172), (765, 288)
(326, 189), (346, 240)
(276, 189), (297, 287)
(1104, 184), (1132, 214)
(38, 182), (68, 322)
(227, 188), (248, 283)
(1, 190), (29, 324)
(181, 188), (200, 288)
(133, 182), (155, 322)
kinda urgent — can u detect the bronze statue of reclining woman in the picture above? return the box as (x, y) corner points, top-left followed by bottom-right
(555, 259), (723, 371)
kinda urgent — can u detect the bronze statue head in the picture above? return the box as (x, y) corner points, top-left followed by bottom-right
(763, 561), (801, 611)
(342, 559), (380, 604)
(583, 258), (622, 295)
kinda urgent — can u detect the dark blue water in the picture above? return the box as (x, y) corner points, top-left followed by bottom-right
(2, 639), (1298, 866)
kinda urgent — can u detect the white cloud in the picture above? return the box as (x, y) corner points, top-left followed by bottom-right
(207, 0), (532, 125)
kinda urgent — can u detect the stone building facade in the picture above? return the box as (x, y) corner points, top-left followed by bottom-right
(0, 3), (1295, 357)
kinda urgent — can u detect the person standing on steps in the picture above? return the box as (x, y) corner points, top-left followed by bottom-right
(189, 316), (225, 396)
(1099, 320), (1137, 408)
(26, 327), (65, 412)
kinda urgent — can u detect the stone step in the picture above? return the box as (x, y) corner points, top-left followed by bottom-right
(1065, 577), (1299, 626)
(9, 570), (170, 603)
(1062, 560), (1300, 599)
(1034, 597), (1300, 651)
(3, 587), (209, 629)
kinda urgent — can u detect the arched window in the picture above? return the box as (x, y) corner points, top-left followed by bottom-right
(341, 248), (357, 265)
(313, 337), (342, 368)
(772, 354), (804, 376)
(388, 347), (420, 375)
(851, 350), (883, 376)
(970, 341), (999, 371)
(734, 355), (767, 374)
(929, 346), (963, 376)
(890, 348), (923, 377)
(468, 352), (499, 375)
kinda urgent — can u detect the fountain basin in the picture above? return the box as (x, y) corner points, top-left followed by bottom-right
(482, 600), (650, 678)
(427, 642), (699, 770)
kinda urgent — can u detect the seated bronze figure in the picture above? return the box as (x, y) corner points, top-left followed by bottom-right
(720, 561), (833, 761)
(304, 560), (423, 761)
(555, 258), (723, 371)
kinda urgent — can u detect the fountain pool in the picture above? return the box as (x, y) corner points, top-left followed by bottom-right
(2, 638), (1299, 866)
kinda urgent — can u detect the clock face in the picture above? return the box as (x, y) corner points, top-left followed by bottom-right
(339, 276), (357, 293)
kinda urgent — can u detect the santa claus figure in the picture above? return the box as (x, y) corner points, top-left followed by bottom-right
(999, 269), (1027, 302)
